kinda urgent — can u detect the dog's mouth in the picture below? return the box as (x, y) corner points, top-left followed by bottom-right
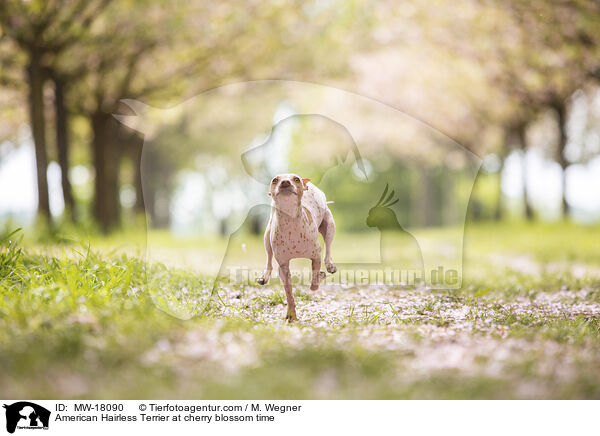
(276, 186), (297, 196)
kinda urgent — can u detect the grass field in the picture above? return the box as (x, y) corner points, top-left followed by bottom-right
(1, 222), (599, 399)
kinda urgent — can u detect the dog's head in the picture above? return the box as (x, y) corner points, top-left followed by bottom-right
(269, 173), (309, 203)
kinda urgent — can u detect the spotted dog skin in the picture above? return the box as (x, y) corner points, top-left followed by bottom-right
(257, 173), (337, 322)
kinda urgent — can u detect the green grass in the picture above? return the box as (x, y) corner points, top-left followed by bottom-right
(1, 221), (600, 399)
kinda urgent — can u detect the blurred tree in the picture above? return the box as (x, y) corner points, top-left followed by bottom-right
(57, 0), (197, 232)
(501, 0), (600, 218)
(8, 0), (598, 230)
(409, 0), (600, 220)
(458, 0), (600, 219)
(70, 0), (375, 232)
(49, 70), (77, 221)
(0, 35), (25, 143)
(0, 0), (382, 232)
(0, 0), (111, 224)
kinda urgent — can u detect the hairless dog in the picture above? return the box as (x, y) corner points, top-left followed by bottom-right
(257, 173), (337, 322)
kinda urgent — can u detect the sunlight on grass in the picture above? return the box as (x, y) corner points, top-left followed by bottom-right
(1, 222), (600, 398)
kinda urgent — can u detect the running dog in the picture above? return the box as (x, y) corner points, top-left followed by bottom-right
(257, 173), (337, 322)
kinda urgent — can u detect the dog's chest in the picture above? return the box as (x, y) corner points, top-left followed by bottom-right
(271, 212), (320, 260)
(271, 194), (323, 260)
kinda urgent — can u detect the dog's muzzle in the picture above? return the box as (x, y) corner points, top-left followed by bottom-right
(277, 188), (296, 196)
(277, 182), (296, 195)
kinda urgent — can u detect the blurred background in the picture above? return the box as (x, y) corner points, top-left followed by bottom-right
(1, 0), (600, 237)
(3, 0), (600, 401)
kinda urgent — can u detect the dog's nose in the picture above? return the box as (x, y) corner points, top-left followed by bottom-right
(280, 180), (291, 188)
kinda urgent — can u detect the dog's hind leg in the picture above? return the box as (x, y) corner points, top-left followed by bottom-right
(279, 263), (297, 322)
(319, 209), (337, 274)
(257, 223), (273, 285)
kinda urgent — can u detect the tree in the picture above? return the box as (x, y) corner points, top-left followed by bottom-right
(413, 0), (600, 219)
(62, 0), (375, 232)
(0, 0), (111, 224)
(50, 71), (76, 221)
(467, 0), (600, 218)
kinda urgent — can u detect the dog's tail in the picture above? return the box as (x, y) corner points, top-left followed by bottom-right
(326, 201), (335, 204)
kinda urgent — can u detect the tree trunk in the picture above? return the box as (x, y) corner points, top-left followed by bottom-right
(494, 153), (506, 221)
(91, 111), (122, 233)
(494, 131), (512, 221)
(554, 102), (570, 219)
(131, 136), (145, 215)
(53, 77), (76, 222)
(515, 123), (534, 220)
(26, 50), (51, 223)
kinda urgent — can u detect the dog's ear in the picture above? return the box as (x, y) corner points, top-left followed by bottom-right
(302, 178), (310, 190)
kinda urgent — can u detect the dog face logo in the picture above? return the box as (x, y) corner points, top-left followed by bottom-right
(3, 402), (50, 433)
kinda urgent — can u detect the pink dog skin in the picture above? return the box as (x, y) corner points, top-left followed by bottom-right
(257, 173), (337, 322)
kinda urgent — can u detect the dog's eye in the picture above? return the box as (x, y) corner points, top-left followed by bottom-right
(293, 177), (300, 182)
(272, 178), (278, 184)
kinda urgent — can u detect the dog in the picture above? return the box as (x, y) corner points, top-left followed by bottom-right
(257, 173), (337, 322)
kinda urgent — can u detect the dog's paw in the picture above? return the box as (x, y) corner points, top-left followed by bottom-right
(284, 310), (298, 323)
(326, 263), (337, 274)
(310, 271), (326, 290)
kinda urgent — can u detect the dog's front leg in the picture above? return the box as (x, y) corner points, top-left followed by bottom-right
(257, 222), (273, 285)
(279, 262), (297, 322)
(310, 257), (322, 290)
(320, 209), (337, 274)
